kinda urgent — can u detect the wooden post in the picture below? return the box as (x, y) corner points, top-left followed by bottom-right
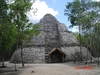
(48, 56), (50, 63)
(49, 55), (51, 63)
(62, 54), (64, 62)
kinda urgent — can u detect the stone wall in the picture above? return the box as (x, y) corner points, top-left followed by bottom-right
(30, 31), (45, 45)
(39, 15), (61, 53)
(10, 47), (45, 63)
(61, 46), (92, 61)
(58, 23), (68, 32)
(59, 32), (79, 45)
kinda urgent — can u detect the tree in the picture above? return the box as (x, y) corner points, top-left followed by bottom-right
(0, 0), (17, 67)
(65, 0), (100, 65)
(9, 0), (40, 67)
(81, 2), (100, 66)
(64, 0), (91, 61)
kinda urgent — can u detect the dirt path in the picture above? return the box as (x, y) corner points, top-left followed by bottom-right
(0, 62), (100, 75)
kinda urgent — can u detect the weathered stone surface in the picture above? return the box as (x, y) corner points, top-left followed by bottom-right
(61, 46), (92, 61)
(40, 14), (59, 24)
(58, 23), (68, 32)
(32, 31), (45, 45)
(10, 47), (45, 63)
(10, 14), (92, 63)
(59, 32), (79, 45)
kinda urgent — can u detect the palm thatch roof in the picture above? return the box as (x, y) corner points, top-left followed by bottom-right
(48, 48), (66, 56)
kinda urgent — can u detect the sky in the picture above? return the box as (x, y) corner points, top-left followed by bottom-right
(28, 0), (100, 32)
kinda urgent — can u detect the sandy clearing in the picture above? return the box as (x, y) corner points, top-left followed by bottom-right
(0, 62), (100, 75)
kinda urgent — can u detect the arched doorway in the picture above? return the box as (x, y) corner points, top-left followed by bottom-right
(48, 48), (66, 63)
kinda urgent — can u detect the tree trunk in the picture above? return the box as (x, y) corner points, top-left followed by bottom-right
(79, 25), (82, 61)
(14, 43), (18, 71)
(21, 46), (24, 67)
(1, 56), (4, 67)
(14, 59), (17, 71)
(74, 57), (76, 63)
(1, 41), (5, 67)
(85, 42), (88, 64)
(14, 46), (18, 71)
(98, 54), (99, 66)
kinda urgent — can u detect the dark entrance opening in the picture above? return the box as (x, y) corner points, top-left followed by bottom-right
(51, 50), (62, 63)
(47, 48), (66, 63)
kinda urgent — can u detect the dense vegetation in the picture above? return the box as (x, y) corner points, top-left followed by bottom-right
(0, 0), (40, 68)
(65, 0), (100, 65)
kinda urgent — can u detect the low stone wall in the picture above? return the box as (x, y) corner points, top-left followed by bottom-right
(61, 46), (92, 61)
(10, 47), (45, 63)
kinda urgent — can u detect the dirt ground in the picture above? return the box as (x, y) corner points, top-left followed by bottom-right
(0, 62), (100, 75)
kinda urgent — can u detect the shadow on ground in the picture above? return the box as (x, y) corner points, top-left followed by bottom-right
(0, 70), (21, 75)
(0, 63), (34, 75)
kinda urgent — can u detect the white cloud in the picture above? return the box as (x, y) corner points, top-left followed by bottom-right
(95, 0), (100, 1)
(28, 0), (58, 23)
(71, 26), (79, 33)
(92, 0), (100, 1)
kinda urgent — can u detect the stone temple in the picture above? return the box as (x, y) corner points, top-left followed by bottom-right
(10, 14), (92, 63)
